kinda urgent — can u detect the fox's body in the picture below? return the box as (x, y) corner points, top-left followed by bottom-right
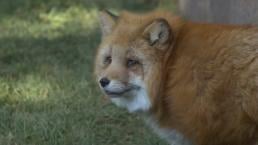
(94, 11), (258, 145)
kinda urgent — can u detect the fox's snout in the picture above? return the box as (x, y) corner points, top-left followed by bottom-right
(99, 77), (110, 88)
(98, 77), (129, 96)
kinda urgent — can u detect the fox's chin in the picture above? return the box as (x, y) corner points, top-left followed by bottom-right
(109, 88), (151, 113)
(105, 93), (123, 98)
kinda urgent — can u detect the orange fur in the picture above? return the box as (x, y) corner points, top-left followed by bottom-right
(95, 11), (258, 145)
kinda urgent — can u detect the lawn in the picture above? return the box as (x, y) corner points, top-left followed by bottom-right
(0, 0), (175, 145)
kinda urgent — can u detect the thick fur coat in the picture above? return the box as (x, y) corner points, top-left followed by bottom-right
(94, 11), (258, 145)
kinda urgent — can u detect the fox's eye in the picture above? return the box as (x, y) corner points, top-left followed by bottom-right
(104, 56), (112, 65)
(127, 59), (139, 67)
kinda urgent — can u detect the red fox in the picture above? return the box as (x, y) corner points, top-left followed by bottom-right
(94, 10), (258, 145)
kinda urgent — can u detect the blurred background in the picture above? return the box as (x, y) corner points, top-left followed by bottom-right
(0, 0), (257, 145)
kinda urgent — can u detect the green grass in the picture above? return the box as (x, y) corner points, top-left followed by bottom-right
(0, 0), (175, 145)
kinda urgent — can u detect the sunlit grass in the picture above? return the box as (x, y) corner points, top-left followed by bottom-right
(0, 7), (98, 39)
(0, 75), (52, 103)
(0, 0), (176, 144)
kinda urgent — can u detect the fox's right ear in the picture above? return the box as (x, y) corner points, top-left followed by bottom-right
(99, 10), (118, 37)
(143, 18), (172, 50)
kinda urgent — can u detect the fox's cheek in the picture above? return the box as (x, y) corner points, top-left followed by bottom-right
(129, 65), (144, 78)
(129, 72), (143, 83)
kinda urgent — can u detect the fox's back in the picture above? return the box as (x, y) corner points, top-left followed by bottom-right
(164, 22), (258, 145)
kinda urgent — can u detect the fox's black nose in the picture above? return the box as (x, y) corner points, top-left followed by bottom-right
(99, 78), (110, 88)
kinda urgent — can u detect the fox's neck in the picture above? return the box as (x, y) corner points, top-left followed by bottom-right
(148, 20), (187, 127)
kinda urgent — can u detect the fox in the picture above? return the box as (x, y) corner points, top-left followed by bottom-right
(94, 10), (258, 145)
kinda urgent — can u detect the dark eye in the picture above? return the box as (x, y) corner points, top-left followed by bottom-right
(104, 56), (112, 65)
(127, 59), (139, 67)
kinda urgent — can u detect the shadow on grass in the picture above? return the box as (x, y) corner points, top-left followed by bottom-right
(0, 27), (101, 102)
(0, 28), (106, 144)
(0, 31), (99, 76)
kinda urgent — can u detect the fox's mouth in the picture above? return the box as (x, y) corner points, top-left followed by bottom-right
(105, 88), (132, 96)
(104, 85), (140, 97)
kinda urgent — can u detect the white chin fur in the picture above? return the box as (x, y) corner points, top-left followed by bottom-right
(111, 88), (151, 113)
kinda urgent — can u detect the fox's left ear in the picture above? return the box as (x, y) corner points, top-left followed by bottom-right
(143, 18), (172, 49)
(99, 10), (118, 37)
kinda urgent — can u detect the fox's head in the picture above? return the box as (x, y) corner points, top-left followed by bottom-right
(94, 10), (176, 112)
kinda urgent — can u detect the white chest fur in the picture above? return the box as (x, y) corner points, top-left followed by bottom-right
(144, 116), (192, 145)
(108, 76), (192, 144)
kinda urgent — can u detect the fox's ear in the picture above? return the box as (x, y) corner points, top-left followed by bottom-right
(143, 19), (172, 48)
(99, 10), (118, 37)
